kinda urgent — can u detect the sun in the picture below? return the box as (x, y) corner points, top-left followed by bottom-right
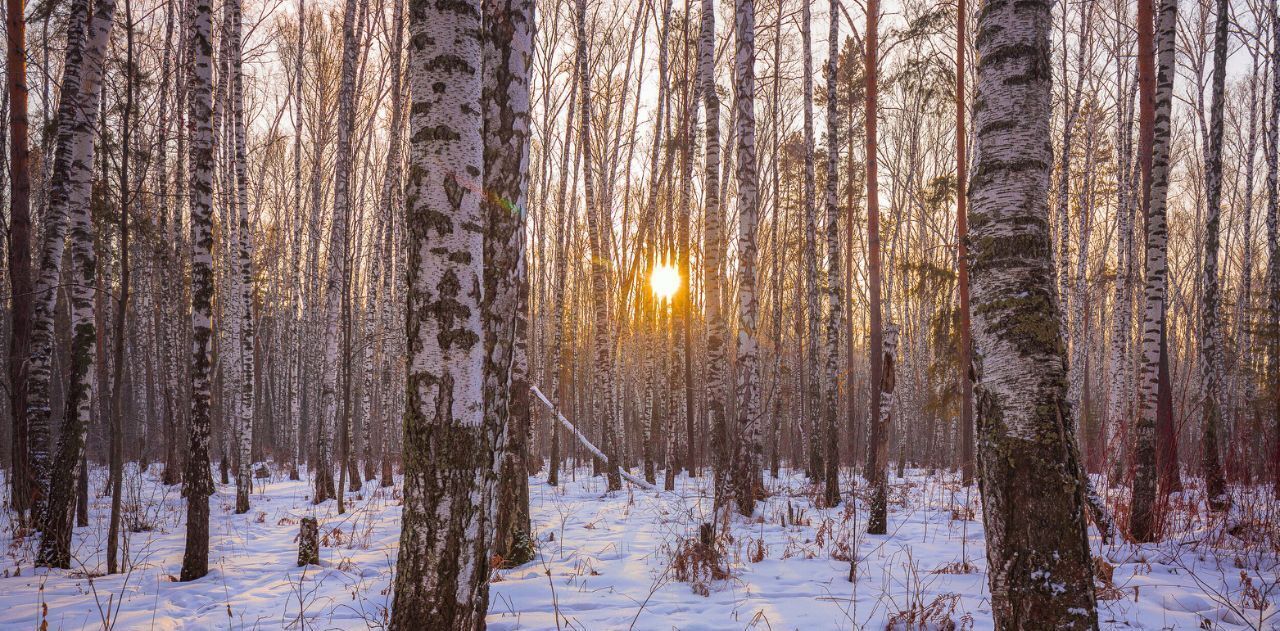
(650, 262), (681, 301)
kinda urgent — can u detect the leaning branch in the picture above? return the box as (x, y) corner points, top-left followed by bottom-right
(530, 385), (656, 490)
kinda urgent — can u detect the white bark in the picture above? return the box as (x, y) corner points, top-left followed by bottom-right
(389, 0), (487, 623)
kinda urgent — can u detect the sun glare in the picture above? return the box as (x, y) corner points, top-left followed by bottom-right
(650, 262), (681, 301)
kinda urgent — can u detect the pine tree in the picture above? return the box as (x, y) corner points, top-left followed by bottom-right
(865, 0), (889, 536)
(5, 0), (34, 522)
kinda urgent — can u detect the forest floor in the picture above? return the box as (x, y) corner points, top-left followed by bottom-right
(0, 464), (1277, 630)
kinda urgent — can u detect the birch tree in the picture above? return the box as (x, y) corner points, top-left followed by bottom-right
(389, 0), (489, 623)
(1198, 0), (1229, 511)
(701, 0), (730, 503)
(821, 0), (842, 508)
(181, 0), (218, 581)
(21, 0), (94, 517)
(1132, 0), (1179, 542)
(485, 0), (536, 567)
(317, 0), (360, 508)
(732, 0), (763, 516)
(801, 0), (822, 481)
(35, 0), (116, 569)
(228, 0), (255, 516)
(967, 0), (1099, 622)
(955, 0), (975, 487)
(1268, 0), (1279, 500)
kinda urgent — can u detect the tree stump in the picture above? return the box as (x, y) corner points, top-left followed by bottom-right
(298, 517), (319, 566)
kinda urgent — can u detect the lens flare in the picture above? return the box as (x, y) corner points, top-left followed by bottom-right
(650, 262), (681, 301)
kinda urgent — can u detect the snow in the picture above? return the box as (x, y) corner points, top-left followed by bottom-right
(0, 466), (1276, 629)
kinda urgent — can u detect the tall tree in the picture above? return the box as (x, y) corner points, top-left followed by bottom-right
(107, 0), (136, 573)
(701, 0), (730, 503)
(1132, 0), (1178, 542)
(181, 0), (218, 581)
(801, 0), (822, 481)
(485, 0), (535, 567)
(228, 0), (254, 516)
(732, 0), (763, 516)
(821, 0), (841, 508)
(865, 0), (889, 536)
(35, 0), (116, 569)
(1198, 0), (1229, 511)
(319, 0), (361, 510)
(956, 0), (975, 487)
(967, 0), (1099, 622)
(389, 0), (489, 623)
(5, 0), (33, 522)
(21, 0), (94, 518)
(1268, 0), (1280, 500)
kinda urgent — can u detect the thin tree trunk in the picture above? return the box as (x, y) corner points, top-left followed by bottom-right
(1198, 0), (1229, 511)
(1132, 0), (1179, 542)
(579, 0), (623, 492)
(1267, 0), (1279, 501)
(180, 0), (217, 581)
(821, 0), (841, 508)
(5, 0), (34, 522)
(865, 0), (888, 536)
(956, 0), (974, 487)
(732, 0), (762, 517)
(107, 0), (136, 574)
(801, 0), (822, 482)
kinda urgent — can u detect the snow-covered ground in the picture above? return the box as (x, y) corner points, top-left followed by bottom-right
(0, 465), (1276, 629)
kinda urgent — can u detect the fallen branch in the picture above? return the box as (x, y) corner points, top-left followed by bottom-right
(531, 385), (655, 490)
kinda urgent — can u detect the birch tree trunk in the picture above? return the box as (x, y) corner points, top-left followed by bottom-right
(547, 58), (579, 488)
(1132, 0), (1178, 542)
(35, 0), (115, 569)
(732, 0), (762, 517)
(1267, 0), (1280, 501)
(317, 0), (360, 508)
(700, 0), (729, 501)
(821, 0), (842, 508)
(967, 0), (1099, 622)
(578, 0), (623, 492)
(389, 0), (488, 624)
(22, 0), (92, 517)
(956, 0), (975, 487)
(1198, 0), (1229, 511)
(1105, 39), (1137, 485)
(484, 0), (535, 567)
(181, 0), (217, 581)
(801, 0), (822, 481)
(228, 0), (254, 516)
